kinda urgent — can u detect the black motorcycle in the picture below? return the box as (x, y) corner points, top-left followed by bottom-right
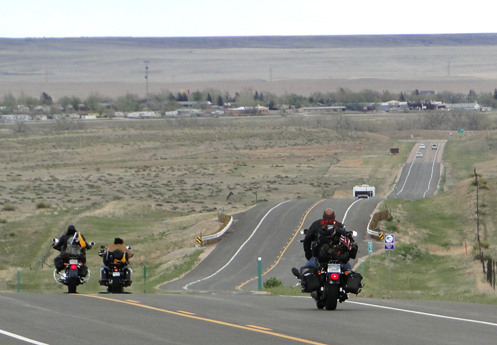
(296, 228), (363, 310)
(98, 246), (133, 293)
(52, 238), (93, 293)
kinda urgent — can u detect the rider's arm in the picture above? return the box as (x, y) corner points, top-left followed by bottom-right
(303, 226), (317, 260)
(52, 235), (65, 251)
(81, 234), (92, 250)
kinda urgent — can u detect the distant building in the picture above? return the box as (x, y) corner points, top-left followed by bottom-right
(300, 106), (346, 112)
(445, 102), (481, 111)
(380, 100), (408, 112)
(227, 106), (269, 115)
(126, 111), (159, 118)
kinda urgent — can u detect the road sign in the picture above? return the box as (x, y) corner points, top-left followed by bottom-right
(384, 234), (394, 250)
(379, 233), (384, 240)
(458, 128), (464, 134)
(196, 236), (202, 244)
(368, 240), (373, 254)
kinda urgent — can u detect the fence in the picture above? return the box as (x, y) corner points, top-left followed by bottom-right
(485, 259), (496, 289)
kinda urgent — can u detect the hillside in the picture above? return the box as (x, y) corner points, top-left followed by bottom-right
(5, 33), (497, 49)
(2, 34), (497, 99)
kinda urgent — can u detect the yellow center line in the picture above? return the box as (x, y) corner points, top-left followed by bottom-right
(246, 324), (272, 331)
(80, 294), (329, 345)
(235, 199), (325, 290)
(126, 299), (141, 303)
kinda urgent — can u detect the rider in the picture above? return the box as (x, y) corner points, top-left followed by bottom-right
(53, 225), (92, 276)
(291, 208), (350, 278)
(100, 237), (133, 285)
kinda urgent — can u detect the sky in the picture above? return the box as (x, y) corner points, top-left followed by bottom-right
(2, 0), (497, 38)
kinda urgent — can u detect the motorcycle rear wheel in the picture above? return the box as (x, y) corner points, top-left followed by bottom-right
(324, 285), (339, 310)
(109, 280), (123, 293)
(67, 277), (78, 294)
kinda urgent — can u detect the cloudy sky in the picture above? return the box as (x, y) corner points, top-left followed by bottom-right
(3, 0), (496, 38)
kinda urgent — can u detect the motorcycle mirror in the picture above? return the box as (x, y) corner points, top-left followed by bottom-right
(100, 245), (105, 249)
(52, 238), (59, 244)
(89, 241), (95, 246)
(351, 231), (358, 237)
(126, 246), (132, 250)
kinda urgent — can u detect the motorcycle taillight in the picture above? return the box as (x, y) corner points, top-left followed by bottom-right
(70, 264), (78, 270)
(330, 273), (340, 281)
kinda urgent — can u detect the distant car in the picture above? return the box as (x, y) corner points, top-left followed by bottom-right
(432, 144), (437, 150)
(416, 152), (423, 158)
(419, 144), (425, 149)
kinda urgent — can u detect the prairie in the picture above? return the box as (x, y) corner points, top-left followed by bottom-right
(3, 35), (497, 100)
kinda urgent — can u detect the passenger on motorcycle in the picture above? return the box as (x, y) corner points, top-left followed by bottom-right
(53, 225), (92, 276)
(100, 237), (133, 284)
(292, 208), (353, 278)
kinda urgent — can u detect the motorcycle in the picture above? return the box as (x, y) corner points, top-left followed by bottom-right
(98, 245), (133, 293)
(52, 238), (94, 294)
(296, 228), (363, 310)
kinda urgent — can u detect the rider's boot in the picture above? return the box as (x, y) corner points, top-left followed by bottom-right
(291, 267), (301, 279)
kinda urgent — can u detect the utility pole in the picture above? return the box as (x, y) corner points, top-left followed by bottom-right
(144, 60), (150, 109)
(475, 168), (485, 273)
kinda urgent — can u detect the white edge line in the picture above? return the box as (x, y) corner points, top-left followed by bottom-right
(183, 200), (290, 289)
(347, 300), (497, 327)
(284, 296), (497, 327)
(0, 329), (49, 345)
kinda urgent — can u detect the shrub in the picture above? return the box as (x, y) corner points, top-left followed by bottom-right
(263, 277), (282, 289)
(2, 203), (16, 211)
(36, 201), (51, 209)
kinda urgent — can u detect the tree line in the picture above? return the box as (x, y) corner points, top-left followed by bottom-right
(2, 87), (497, 116)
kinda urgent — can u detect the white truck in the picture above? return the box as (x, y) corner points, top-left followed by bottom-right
(353, 184), (375, 199)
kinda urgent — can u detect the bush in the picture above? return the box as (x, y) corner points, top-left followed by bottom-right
(36, 201), (51, 209)
(263, 277), (282, 289)
(2, 203), (16, 211)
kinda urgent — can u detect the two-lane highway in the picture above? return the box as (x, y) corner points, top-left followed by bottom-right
(2, 293), (497, 345)
(161, 198), (379, 292)
(390, 140), (446, 199)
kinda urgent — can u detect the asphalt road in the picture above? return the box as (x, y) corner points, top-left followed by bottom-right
(389, 140), (446, 199)
(2, 292), (497, 345)
(161, 198), (379, 292)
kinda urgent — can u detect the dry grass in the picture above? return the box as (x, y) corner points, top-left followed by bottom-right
(3, 37), (497, 100)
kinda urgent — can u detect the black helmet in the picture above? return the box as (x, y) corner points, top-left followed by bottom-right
(67, 225), (76, 235)
(114, 237), (124, 245)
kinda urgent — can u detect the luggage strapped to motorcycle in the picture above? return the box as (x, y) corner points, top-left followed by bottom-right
(65, 232), (83, 256)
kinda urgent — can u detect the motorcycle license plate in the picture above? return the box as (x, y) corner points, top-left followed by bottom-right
(112, 272), (121, 277)
(69, 259), (78, 265)
(327, 264), (341, 274)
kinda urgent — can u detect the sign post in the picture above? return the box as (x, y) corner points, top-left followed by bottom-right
(368, 240), (373, 269)
(258, 257), (262, 291)
(385, 234), (395, 291)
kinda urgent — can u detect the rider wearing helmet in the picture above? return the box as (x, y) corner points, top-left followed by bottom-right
(292, 208), (347, 278)
(100, 237), (133, 285)
(53, 225), (92, 274)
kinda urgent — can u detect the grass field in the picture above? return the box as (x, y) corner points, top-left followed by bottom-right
(3, 35), (497, 100)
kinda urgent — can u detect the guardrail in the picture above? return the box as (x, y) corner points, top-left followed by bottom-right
(199, 212), (234, 245)
(367, 209), (390, 237)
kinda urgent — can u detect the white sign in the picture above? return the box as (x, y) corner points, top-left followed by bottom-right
(384, 234), (394, 250)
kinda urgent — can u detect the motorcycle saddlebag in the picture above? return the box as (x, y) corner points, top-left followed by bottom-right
(300, 266), (320, 293)
(349, 244), (358, 259)
(343, 271), (363, 294)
